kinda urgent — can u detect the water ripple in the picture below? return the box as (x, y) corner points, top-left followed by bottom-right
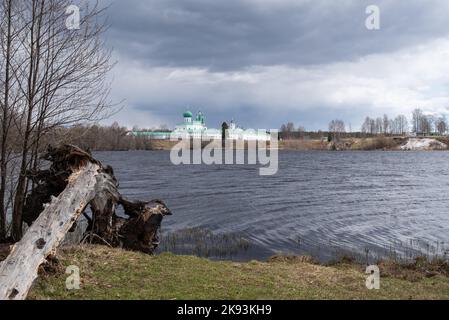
(95, 150), (449, 262)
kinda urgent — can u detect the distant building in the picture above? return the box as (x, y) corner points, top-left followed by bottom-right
(226, 119), (270, 141)
(132, 110), (270, 141)
(129, 131), (172, 140)
(171, 111), (221, 140)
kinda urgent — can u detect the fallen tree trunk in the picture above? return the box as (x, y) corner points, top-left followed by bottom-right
(0, 244), (11, 262)
(0, 162), (100, 300)
(0, 145), (171, 300)
(116, 199), (171, 253)
(81, 165), (172, 251)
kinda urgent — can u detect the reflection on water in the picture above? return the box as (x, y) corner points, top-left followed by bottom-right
(95, 150), (449, 262)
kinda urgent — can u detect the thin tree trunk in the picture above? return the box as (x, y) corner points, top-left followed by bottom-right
(0, 0), (13, 241)
(12, 0), (39, 241)
(5, 0), (113, 240)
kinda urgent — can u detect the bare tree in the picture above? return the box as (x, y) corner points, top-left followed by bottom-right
(281, 123), (294, 133)
(412, 108), (424, 134)
(0, 0), (114, 240)
(382, 114), (389, 136)
(280, 122), (295, 139)
(420, 116), (431, 135)
(0, 0), (12, 239)
(375, 117), (383, 134)
(361, 116), (371, 135)
(362, 114), (409, 136)
(395, 115), (408, 135)
(329, 119), (345, 141)
(436, 116), (447, 136)
(0, 0), (23, 240)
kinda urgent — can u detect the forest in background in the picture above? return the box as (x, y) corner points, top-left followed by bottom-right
(56, 106), (449, 152)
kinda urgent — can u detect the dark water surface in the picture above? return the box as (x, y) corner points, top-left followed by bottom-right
(95, 151), (449, 262)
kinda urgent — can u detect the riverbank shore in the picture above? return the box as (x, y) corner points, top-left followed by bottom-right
(29, 245), (449, 300)
(141, 137), (449, 151)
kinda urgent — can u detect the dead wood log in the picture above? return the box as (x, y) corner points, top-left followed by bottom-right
(23, 145), (100, 226)
(84, 167), (120, 245)
(0, 145), (172, 300)
(0, 161), (100, 300)
(117, 199), (171, 253)
(23, 145), (171, 254)
(83, 170), (172, 252)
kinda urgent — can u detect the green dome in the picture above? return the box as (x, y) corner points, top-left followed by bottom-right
(183, 111), (193, 118)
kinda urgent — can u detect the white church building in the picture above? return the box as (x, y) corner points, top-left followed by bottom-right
(170, 110), (270, 141)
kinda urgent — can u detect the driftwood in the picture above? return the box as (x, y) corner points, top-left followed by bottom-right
(0, 161), (99, 300)
(0, 145), (171, 300)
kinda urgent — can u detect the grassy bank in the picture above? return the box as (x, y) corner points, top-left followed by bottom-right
(138, 136), (449, 152)
(29, 246), (449, 300)
(147, 137), (409, 151)
(280, 137), (408, 151)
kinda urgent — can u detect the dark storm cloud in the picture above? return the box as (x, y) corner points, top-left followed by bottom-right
(100, 0), (449, 130)
(103, 0), (449, 71)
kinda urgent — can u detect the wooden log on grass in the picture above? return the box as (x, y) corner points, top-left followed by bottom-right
(0, 145), (171, 300)
(0, 161), (100, 300)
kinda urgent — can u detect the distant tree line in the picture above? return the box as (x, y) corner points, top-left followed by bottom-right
(361, 114), (408, 135)
(279, 122), (305, 139)
(46, 122), (173, 152)
(411, 109), (448, 136)
(42, 108), (449, 153)
(280, 108), (449, 140)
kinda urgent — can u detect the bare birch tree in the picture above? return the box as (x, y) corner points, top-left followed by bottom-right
(0, 0), (114, 241)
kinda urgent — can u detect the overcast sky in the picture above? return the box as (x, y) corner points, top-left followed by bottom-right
(100, 0), (449, 130)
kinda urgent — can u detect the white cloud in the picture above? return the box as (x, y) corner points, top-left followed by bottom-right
(107, 36), (449, 129)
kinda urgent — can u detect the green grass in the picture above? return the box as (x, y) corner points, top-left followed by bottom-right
(29, 245), (449, 300)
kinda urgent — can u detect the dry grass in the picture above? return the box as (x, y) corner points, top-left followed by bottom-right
(279, 139), (328, 151)
(347, 137), (406, 151)
(29, 245), (449, 300)
(146, 140), (179, 150)
(378, 257), (449, 282)
(433, 136), (449, 149)
(279, 137), (407, 151)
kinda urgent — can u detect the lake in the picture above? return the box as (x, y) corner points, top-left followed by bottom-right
(95, 151), (449, 262)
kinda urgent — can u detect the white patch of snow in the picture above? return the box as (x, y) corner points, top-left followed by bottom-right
(401, 138), (447, 151)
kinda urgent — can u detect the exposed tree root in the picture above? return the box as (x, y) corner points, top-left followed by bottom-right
(0, 145), (171, 300)
(24, 145), (172, 254)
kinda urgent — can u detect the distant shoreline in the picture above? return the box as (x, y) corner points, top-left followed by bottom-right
(92, 136), (449, 152)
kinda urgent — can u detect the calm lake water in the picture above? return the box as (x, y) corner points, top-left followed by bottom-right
(95, 151), (449, 262)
